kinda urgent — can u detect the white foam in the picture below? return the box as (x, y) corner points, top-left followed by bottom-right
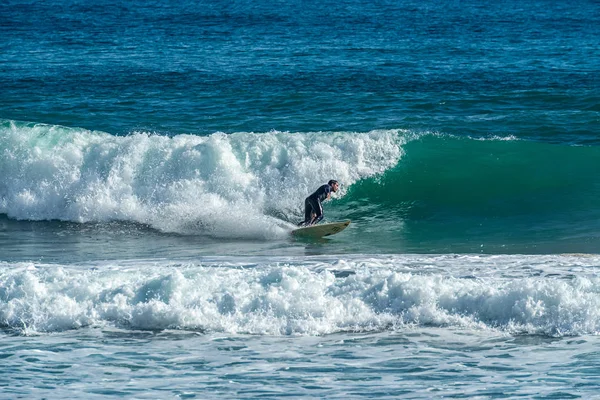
(2, 254), (600, 336)
(0, 121), (404, 237)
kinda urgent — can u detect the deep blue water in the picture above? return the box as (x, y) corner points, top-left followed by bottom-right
(2, 0), (600, 398)
(2, 0), (598, 137)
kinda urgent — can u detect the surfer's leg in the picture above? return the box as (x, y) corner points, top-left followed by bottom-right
(310, 199), (323, 225)
(299, 197), (313, 226)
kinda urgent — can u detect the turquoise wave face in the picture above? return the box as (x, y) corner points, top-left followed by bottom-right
(334, 135), (600, 253)
(345, 135), (600, 214)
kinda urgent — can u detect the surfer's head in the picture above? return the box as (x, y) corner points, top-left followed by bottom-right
(328, 180), (339, 192)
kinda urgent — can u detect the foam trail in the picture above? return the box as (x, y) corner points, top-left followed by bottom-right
(0, 121), (404, 237)
(2, 255), (600, 336)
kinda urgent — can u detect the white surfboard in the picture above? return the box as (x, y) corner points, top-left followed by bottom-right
(292, 220), (351, 238)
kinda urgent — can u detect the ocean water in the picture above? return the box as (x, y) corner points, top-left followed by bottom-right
(1, 0), (600, 398)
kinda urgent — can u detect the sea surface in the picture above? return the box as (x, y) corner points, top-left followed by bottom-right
(1, 0), (600, 398)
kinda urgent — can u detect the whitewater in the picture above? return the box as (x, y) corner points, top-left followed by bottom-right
(1, 121), (403, 238)
(3, 254), (600, 336)
(3, 254), (600, 398)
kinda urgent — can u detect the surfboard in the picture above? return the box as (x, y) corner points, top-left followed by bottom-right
(292, 220), (351, 238)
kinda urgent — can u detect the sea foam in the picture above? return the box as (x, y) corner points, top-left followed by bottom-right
(0, 121), (403, 237)
(2, 254), (600, 336)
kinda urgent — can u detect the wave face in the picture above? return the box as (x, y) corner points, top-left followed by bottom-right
(345, 134), (600, 218)
(2, 255), (600, 336)
(336, 135), (600, 253)
(0, 120), (402, 238)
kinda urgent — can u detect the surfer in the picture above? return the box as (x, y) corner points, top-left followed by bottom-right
(298, 180), (339, 226)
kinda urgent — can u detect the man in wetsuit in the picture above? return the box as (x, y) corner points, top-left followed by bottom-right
(298, 180), (340, 226)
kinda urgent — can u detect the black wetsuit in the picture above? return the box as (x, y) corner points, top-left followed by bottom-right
(299, 184), (332, 226)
